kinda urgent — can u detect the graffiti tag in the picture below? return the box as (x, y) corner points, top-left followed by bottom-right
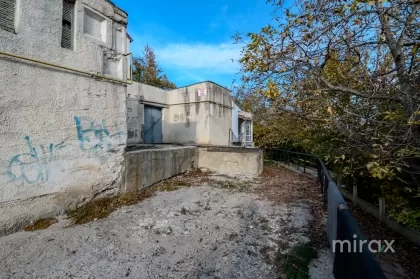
(7, 136), (65, 184)
(74, 116), (125, 152)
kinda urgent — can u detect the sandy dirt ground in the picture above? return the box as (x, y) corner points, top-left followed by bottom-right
(0, 165), (331, 279)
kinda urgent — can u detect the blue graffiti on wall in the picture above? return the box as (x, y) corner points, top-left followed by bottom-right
(7, 136), (66, 184)
(6, 116), (124, 185)
(74, 116), (124, 152)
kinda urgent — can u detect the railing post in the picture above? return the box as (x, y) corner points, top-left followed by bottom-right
(379, 198), (385, 223)
(353, 185), (358, 205)
(317, 161), (321, 183)
(324, 175), (328, 206)
(319, 172), (323, 192)
(324, 182), (328, 209)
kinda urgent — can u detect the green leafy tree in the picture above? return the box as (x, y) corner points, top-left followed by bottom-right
(132, 45), (176, 90)
(236, 0), (420, 229)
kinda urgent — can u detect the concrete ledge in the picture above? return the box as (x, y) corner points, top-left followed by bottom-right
(200, 145), (261, 153)
(123, 146), (198, 192)
(198, 147), (263, 177)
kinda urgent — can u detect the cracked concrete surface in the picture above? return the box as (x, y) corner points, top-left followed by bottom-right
(0, 177), (316, 279)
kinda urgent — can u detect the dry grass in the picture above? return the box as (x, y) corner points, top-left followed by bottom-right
(255, 164), (327, 254)
(66, 190), (154, 225)
(24, 218), (58, 231)
(67, 168), (213, 225)
(256, 163), (328, 274)
(256, 164), (321, 204)
(213, 180), (252, 192)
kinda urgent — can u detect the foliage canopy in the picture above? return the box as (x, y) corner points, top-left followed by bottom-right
(132, 45), (176, 90)
(235, 0), (420, 229)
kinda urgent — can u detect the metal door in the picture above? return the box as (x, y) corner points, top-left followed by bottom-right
(144, 105), (162, 144)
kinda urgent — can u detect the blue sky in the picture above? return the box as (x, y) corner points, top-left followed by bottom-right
(113, 0), (276, 88)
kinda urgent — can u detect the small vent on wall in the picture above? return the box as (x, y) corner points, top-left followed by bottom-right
(61, 0), (74, 49)
(0, 0), (16, 33)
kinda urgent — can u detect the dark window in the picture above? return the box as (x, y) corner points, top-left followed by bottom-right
(61, 0), (74, 49)
(0, 0), (16, 33)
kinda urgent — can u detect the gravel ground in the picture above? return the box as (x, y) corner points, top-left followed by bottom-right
(0, 167), (330, 279)
(309, 248), (334, 279)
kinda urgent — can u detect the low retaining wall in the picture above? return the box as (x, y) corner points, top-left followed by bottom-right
(1, 145), (263, 236)
(123, 146), (198, 192)
(198, 146), (263, 177)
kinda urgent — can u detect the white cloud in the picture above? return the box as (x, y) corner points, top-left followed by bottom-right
(155, 42), (242, 74)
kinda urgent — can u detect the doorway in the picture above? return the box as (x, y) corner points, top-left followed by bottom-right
(144, 105), (162, 144)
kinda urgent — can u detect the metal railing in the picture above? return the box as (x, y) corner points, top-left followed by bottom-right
(229, 129), (253, 147)
(229, 129), (242, 146)
(266, 149), (386, 279)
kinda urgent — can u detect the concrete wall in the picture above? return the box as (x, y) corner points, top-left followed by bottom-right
(123, 145), (263, 194)
(207, 83), (232, 146)
(139, 83), (168, 106)
(164, 82), (233, 145)
(165, 83), (211, 144)
(198, 147), (263, 177)
(127, 98), (144, 145)
(123, 146), (198, 192)
(0, 0), (129, 233)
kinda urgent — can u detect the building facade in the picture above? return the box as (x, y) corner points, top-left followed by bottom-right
(127, 81), (254, 147)
(0, 0), (131, 233)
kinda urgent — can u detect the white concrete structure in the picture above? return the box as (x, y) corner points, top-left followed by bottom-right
(127, 81), (253, 146)
(0, 0), (131, 234)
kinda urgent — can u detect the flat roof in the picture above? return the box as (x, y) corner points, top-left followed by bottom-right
(105, 0), (128, 16)
(176, 81), (232, 93)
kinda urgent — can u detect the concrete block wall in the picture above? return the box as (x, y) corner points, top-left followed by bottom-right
(0, 0), (129, 234)
(198, 147), (263, 177)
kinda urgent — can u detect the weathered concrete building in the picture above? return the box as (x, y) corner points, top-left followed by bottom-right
(0, 0), (259, 235)
(123, 81), (258, 192)
(127, 81), (254, 147)
(0, 0), (131, 234)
